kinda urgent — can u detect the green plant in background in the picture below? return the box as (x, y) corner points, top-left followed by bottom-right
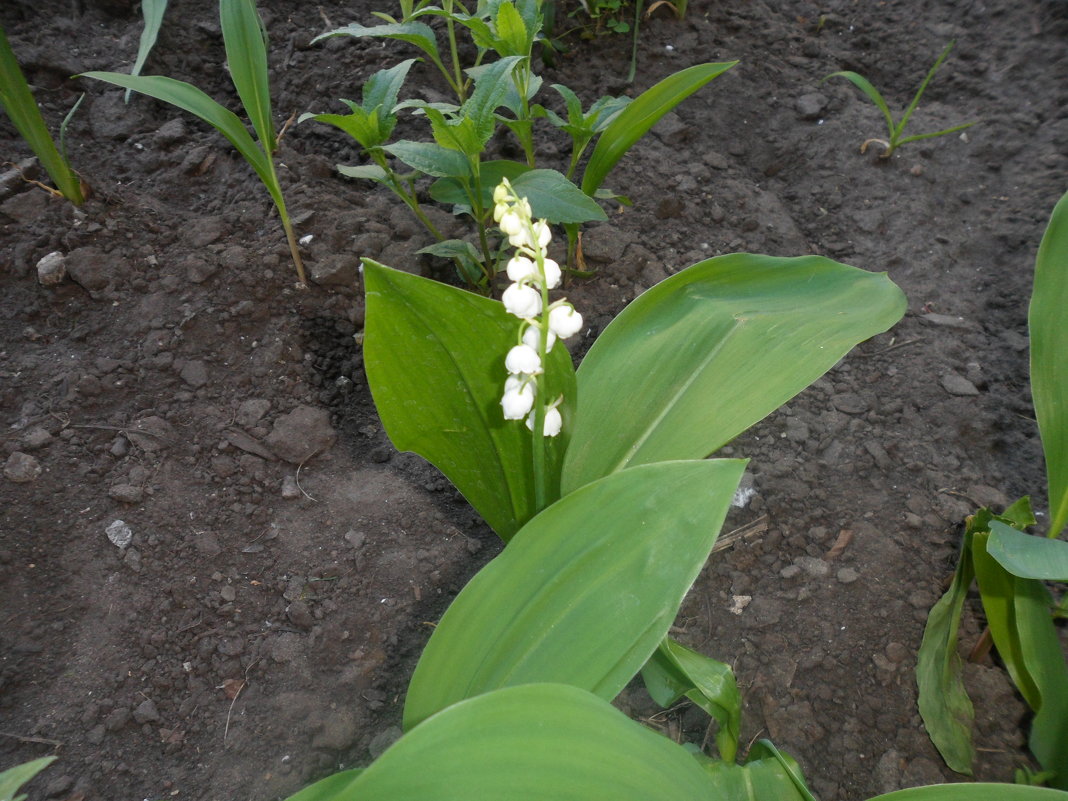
(124, 0), (168, 104)
(823, 40), (976, 158)
(305, 0), (734, 286)
(0, 757), (55, 801)
(917, 188), (1068, 789)
(81, 0), (308, 284)
(0, 25), (85, 205)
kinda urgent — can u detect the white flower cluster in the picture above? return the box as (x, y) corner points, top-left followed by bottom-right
(494, 180), (583, 438)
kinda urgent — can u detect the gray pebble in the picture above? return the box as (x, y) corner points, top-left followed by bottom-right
(940, 372), (979, 396)
(21, 427), (54, 451)
(109, 484), (144, 504)
(796, 556), (830, 577)
(831, 392), (868, 414)
(795, 92), (828, 119)
(4, 451), (41, 483)
(837, 567), (860, 583)
(281, 475), (301, 499)
(36, 251), (67, 285)
(265, 405), (337, 464)
(220, 585), (237, 602)
(287, 601), (314, 629)
(106, 520), (133, 549)
(179, 360), (209, 388)
(133, 699), (160, 724)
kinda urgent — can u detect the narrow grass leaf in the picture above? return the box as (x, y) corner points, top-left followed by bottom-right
(125, 0), (167, 103)
(896, 120), (976, 146)
(403, 458), (745, 729)
(0, 756), (56, 801)
(823, 70), (895, 136)
(362, 260), (574, 540)
(580, 61), (736, 196)
(988, 520), (1068, 580)
(561, 253), (906, 494)
(220, 0), (274, 154)
(1030, 189), (1068, 536)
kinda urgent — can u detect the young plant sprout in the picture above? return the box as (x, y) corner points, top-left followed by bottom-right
(823, 40), (976, 159)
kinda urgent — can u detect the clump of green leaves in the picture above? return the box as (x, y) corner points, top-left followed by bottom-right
(917, 189), (1068, 789)
(0, 25), (85, 205)
(82, 0), (307, 284)
(823, 40), (976, 158)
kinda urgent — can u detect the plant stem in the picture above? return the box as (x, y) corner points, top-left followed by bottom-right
(443, 0), (466, 103)
(531, 237), (554, 512)
(264, 155), (307, 284)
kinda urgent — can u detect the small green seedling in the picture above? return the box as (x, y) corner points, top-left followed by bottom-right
(823, 40), (976, 158)
(125, 0), (168, 104)
(0, 25), (85, 205)
(83, 0), (307, 284)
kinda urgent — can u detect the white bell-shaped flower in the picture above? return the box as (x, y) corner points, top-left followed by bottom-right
(500, 376), (535, 420)
(505, 344), (542, 375)
(499, 211), (523, 238)
(493, 183), (509, 205)
(532, 220), (552, 249)
(548, 304), (583, 339)
(502, 283), (542, 319)
(522, 323), (556, 353)
(525, 405), (562, 437)
(541, 258), (561, 289)
(506, 255), (538, 283)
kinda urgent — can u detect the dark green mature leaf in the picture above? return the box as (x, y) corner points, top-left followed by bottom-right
(580, 61), (736, 196)
(511, 169), (607, 223)
(429, 159), (529, 207)
(561, 253), (907, 494)
(281, 769), (363, 801)
(700, 749), (810, 801)
(1031, 189), (1068, 537)
(988, 520), (1068, 580)
(125, 0), (167, 103)
(867, 785), (1068, 801)
(385, 140), (470, 177)
(0, 756), (56, 801)
(362, 260), (574, 539)
(285, 684), (717, 801)
(404, 459), (745, 729)
(916, 532), (977, 775)
(220, 0), (274, 154)
(642, 638), (741, 762)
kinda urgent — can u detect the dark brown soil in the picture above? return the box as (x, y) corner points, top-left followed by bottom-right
(2, 0), (1066, 799)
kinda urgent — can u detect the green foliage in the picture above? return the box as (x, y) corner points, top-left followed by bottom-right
(125, 0), (167, 103)
(823, 41), (976, 158)
(0, 25), (85, 204)
(82, 0), (307, 283)
(988, 520), (1068, 580)
(0, 757), (56, 801)
(868, 786), (1068, 801)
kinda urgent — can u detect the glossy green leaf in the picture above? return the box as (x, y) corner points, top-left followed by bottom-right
(988, 520), (1068, 580)
(700, 750), (810, 801)
(0, 27), (84, 204)
(561, 253), (907, 494)
(580, 61), (736, 196)
(511, 169), (607, 223)
(0, 756), (56, 801)
(282, 769), (362, 801)
(285, 684), (717, 801)
(384, 140), (470, 177)
(1031, 189), (1068, 537)
(362, 260), (575, 539)
(404, 458), (746, 729)
(220, 0), (274, 155)
(313, 21), (441, 63)
(336, 163), (389, 183)
(125, 0), (167, 103)
(868, 785), (1068, 801)
(915, 532), (977, 775)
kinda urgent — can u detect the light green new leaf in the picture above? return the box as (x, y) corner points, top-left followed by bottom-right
(1031, 189), (1068, 537)
(285, 684), (717, 801)
(641, 637), (741, 762)
(336, 163), (389, 183)
(384, 140), (470, 177)
(281, 769), (362, 801)
(511, 169), (607, 223)
(822, 71), (894, 135)
(0, 756), (56, 801)
(868, 785), (1068, 801)
(362, 260), (575, 540)
(220, 0), (274, 155)
(404, 459), (746, 729)
(988, 520), (1068, 580)
(463, 55), (522, 144)
(580, 61), (736, 196)
(561, 253), (907, 494)
(313, 21), (441, 63)
(915, 532), (977, 775)
(125, 0), (167, 103)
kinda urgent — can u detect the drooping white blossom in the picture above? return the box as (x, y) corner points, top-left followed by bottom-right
(526, 405), (562, 437)
(502, 283), (542, 319)
(541, 258), (561, 289)
(548, 304), (583, 340)
(506, 255), (538, 283)
(505, 344), (542, 375)
(523, 324), (556, 353)
(500, 375), (535, 419)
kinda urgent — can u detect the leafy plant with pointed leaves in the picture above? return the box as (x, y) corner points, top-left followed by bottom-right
(823, 40), (976, 158)
(81, 0), (307, 284)
(917, 189), (1068, 789)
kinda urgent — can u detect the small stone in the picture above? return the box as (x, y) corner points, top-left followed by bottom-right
(127, 416), (176, 452)
(43, 774), (74, 797)
(779, 564), (801, 579)
(286, 601), (314, 629)
(65, 246), (110, 292)
(795, 92), (827, 120)
(110, 437), (130, 457)
(837, 567), (860, 583)
(87, 724), (107, 744)
(367, 725), (403, 760)
(309, 254), (360, 287)
(885, 641), (909, 663)
(106, 519), (133, 549)
(20, 427), (53, 451)
(123, 547), (142, 572)
(580, 224), (632, 264)
(312, 710), (360, 751)
(220, 585), (237, 602)
(184, 256), (218, 284)
(109, 484), (143, 504)
(344, 530), (366, 549)
(281, 475), (301, 499)
(36, 251), (67, 285)
(236, 398), (271, 427)
(133, 699), (160, 724)
(796, 556), (830, 577)
(104, 706), (130, 731)
(4, 452), (42, 483)
(179, 360), (209, 388)
(831, 392), (868, 414)
(265, 405), (337, 464)
(940, 372), (979, 396)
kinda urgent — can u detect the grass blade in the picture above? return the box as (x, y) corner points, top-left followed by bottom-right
(823, 70), (895, 137)
(894, 40), (955, 141)
(220, 0), (275, 154)
(125, 0), (167, 103)
(896, 120), (976, 147)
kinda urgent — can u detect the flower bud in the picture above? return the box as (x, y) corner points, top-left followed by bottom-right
(502, 283), (542, 319)
(532, 220), (551, 249)
(542, 258), (561, 289)
(505, 344), (542, 375)
(506, 255), (537, 283)
(548, 304), (583, 339)
(493, 201), (507, 223)
(526, 405), (562, 437)
(499, 211), (523, 237)
(500, 376), (535, 419)
(523, 324), (556, 353)
(493, 183), (509, 205)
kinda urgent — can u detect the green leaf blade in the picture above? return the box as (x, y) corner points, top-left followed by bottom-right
(313, 21), (442, 62)
(125, 0), (167, 103)
(561, 253), (907, 494)
(510, 169), (607, 223)
(384, 140), (471, 177)
(220, 0), (275, 153)
(823, 70), (896, 138)
(403, 458), (746, 729)
(988, 520), (1068, 580)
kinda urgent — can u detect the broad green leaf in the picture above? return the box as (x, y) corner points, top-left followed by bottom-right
(641, 638), (741, 762)
(580, 61), (736, 196)
(0, 28), (84, 204)
(416, 239), (483, 262)
(79, 73), (279, 207)
(423, 105), (485, 155)
(362, 260), (575, 539)
(511, 169), (607, 223)
(429, 158), (529, 206)
(700, 751), (810, 801)
(493, 1), (529, 55)
(868, 785), (1068, 801)
(300, 108), (382, 150)
(281, 769), (362, 801)
(463, 55), (523, 144)
(384, 140), (470, 177)
(0, 756), (56, 801)
(823, 70), (895, 137)
(220, 0), (274, 155)
(125, 0), (167, 103)
(336, 163), (389, 183)
(915, 532), (977, 775)
(363, 58), (417, 114)
(988, 520), (1068, 580)
(1031, 189), (1068, 536)
(286, 684), (717, 801)
(313, 21), (442, 63)
(1002, 496), (1038, 528)
(404, 458), (746, 728)
(561, 253), (907, 494)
